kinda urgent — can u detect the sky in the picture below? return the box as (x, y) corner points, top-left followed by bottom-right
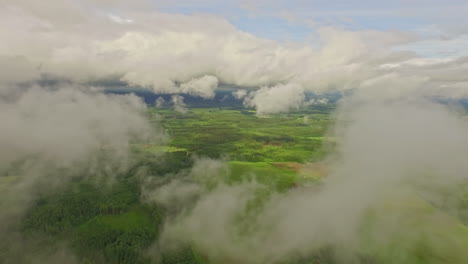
(155, 0), (468, 86)
(155, 0), (468, 57)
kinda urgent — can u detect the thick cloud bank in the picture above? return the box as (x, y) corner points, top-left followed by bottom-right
(244, 83), (306, 115)
(3, 0), (468, 114)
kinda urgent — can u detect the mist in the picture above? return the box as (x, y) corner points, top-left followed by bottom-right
(0, 84), (162, 262)
(144, 94), (468, 263)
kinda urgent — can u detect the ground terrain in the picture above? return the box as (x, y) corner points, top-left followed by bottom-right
(5, 105), (468, 264)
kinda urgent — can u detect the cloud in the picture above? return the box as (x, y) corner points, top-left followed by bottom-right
(0, 86), (155, 166)
(232, 88), (247, 99)
(5, 0), (468, 116)
(2, 0), (468, 118)
(244, 83), (305, 114)
(171, 95), (188, 113)
(155, 96), (166, 108)
(180, 75), (218, 99)
(108, 14), (134, 24)
(0, 2), (414, 92)
(307, 97), (329, 105)
(0, 85), (161, 233)
(141, 157), (229, 208)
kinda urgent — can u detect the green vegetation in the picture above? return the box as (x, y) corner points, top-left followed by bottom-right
(21, 180), (161, 264)
(75, 207), (157, 264)
(149, 107), (333, 162)
(13, 106), (333, 263)
(11, 105), (468, 264)
(133, 144), (187, 153)
(228, 161), (298, 191)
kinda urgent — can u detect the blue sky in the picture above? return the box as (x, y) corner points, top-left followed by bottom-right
(154, 0), (468, 57)
(155, 1), (468, 35)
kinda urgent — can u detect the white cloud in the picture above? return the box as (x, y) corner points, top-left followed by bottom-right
(0, 3), (412, 92)
(0, 85), (162, 232)
(155, 96), (166, 107)
(244, 83), (305, 115)
(307, 98), (328, 105)
(0, 87), (155, 166)
(180, 75), (218, 99)
(2, 0), (468, 114)
(171, 95), (188, 113)
(108, 14), (134, 24)
(232, 89), (247, 99)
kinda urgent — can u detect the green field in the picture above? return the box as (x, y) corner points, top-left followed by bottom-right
(148, 107), (333, 162)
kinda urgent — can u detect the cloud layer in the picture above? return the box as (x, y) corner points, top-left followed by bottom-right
(4, 0), (468, 114)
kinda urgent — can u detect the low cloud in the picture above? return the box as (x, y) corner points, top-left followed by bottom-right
(141, 157), (229, 209)
(155, 96), (166, 108)
(307, 97), (329, 105)
(147, 94), (468, 263)
(244, 83), (305, 115)
(171, 95), (188, 113)
(232, 89), (247, 99)
(180, 75), (219, 99)
(3, 0), (468, 115)
(0, 85), (161, 233)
